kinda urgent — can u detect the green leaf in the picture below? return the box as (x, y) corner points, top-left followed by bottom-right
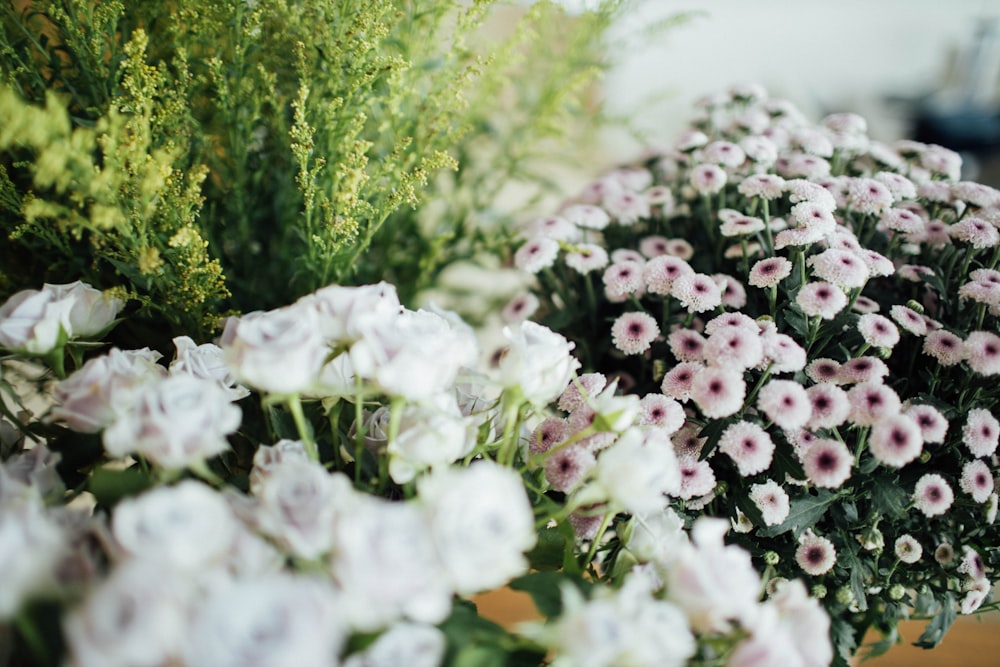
(758, 489), (838, 537)
(88, 466), (154, 507)
(267, 404), (300, 441)
(526, 526), (566, 571)
(508, 571), (591, 618)
(869, 478), (910, 519)
(830, 617), (858, 667)
(914, 593), (957, 648)
(453, 646), (506, 667)
(840, 538), (870, 612)
(860, 625), (899, 661)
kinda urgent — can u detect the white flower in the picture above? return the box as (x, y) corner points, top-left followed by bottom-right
(297, 281), (401, 344)
(342, 623), (446, 667)
(731, 579), (832, 667)
(333, 496), (453, 630)
(111, 480), (239, 570)
(419, 461), (536, 595)
(220, 304), (329, 395)
(183, 574), (346, 667)
(51, 348), (166, 433)
(0, 287), (73, 354)
(170, 336), (249, 401)
(102, 375), (241, 469)
(497, 321), (580, 405)
(625, 507), (689, 566)
(64, 560), (192, 667)
(0, 490), (65, 618)
(594, 428), (681, 514)
(351, 308), (478, 402)
(387, 396), (476, 484)
(42, 281), (124, 338)
(253, 460), (354, 560)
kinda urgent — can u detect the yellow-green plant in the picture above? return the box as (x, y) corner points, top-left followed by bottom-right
(0, 0), (624, 339)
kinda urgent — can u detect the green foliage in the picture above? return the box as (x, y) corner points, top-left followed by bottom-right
(0, 0), (623, 339)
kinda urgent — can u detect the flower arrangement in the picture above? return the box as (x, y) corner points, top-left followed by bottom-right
(0, 278), (831, 667)
(504, 84), (1000, 665)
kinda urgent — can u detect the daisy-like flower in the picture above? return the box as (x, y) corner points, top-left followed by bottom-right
(847, 177), (894, 214)
(796, 281), (848, 320)
(690, 367), (746, 419)
(952, 181), (1000, 208)
(807, 248), (869, 289)
(922, 329), (966, 366)
(796, 531), (837, 576)
(805, 384), (851, 429)
(558, 372), (607, 412)
(960, 459), (994, 503)
(611, 249), (645, 264)
(760, 330), (807, 373)
(823, 112), (867, 134)
(889, 305), (928, 336)
(748, 256), (793, 289)
(676, 455), (716, 500)
(750, 480), (790, 526)
(869, 413), (923, 468)
(603, 190), (650, 225)
(715, 274), (747, 309)
(720, 214), (765, 237)
(644, 255), (695, 295)
(880, 207), (925, 234)
(805, 358), (842, 384)
(705, 311), (758, 335)
(514, 237), (559, 273)
(913, 474), (955, 518)
(757, 379), (811, 430)
(851, 295), (881, 313)
(564, 243), (609, 274)
(894, 535), (923, 564)
(702, 140), (746, 167)
(674, 128), (708, 152)
(529, 417), (569, 454)
(800, 438), (853, 488)
(951, 217), (1000, 249)
(775, 226), (825, 250)
(689, 164), (727, 195)
(638, 393), (685, 434)
(856, 313), (900, 349)
(671, 273), (723, 313)
(660, 362), (702, 402)
(668, 329), (706, 363)
(665, 238), (695, 260)
(874, 172), (917, 200)
(638, 235), (671, 258)
(501, 293), (539, 323)
(524, 215), (579, 241)
(958, 546), (987, 581)
(561, 204), (611, 230)
(602, 261), (645, 300)
(738, 173), (785, 199)
(962, 408), (1000, 457)
(782, 153), (832, 180)
(544, 445), (596, 492)
(922, 220), (953, 248)
(958, 279), (1000, 307)
(935, 543), (955, 565)
(905, 404), (949, 444)
(718, 420), (775, 476)
(644, 186), (675, 212)
(847, 382), (901, 426)
(785, 179), (837, 211)
(965, 331), (1000, 375)
(611, 312), (660, 356)
(838, 356), (890, 385)
(703, 326), (763, 371)
(790, 201), (837, 233)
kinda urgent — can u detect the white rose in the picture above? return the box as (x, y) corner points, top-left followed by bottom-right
(419, 461), (536, 595)
(170, 336), (249, 401)
(253, 460), (354, 559)
(0, 288), (73, 354)
(42, 281), (124, 338)
(111, 480), (239, 570)
(342, 623), (446, 667)
(298, 281), (401, 343)
(183, 574), (346, 667)
(594, 428), (681, 514)
(220, 304), (329, 395)
(310, 351), (356, 398)
(51, 347), (165, 433)
(0, 491), (65, 618)
(333, 496), (453, 630)
(388, 396), (475, 484)
(625, 506), (689, 565)
(497, 321), (580, 405)
(249, 439), (311, 488)
(102, 375), (241, 468)
(64, 560), (192, 667)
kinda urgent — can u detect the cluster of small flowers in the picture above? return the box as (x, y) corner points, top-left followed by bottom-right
(507, 83), (1000, 659)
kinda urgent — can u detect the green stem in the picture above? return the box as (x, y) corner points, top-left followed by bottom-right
(286, 394), (318, 463)
(497, 394), (523, 466)
(15, 612), (50, 667)
(354, 376), (366, 484)
(582, 511), (614, 572)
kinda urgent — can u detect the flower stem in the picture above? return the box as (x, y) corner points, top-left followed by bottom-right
(286, 394), (318, 462)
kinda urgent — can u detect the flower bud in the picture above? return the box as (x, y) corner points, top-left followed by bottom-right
(764, 551), (780, 565)
(836, 586), (855, 606)
(889, 584), (906, 601)
(811, 584), (828, 599)
(905, 299), (924, 314)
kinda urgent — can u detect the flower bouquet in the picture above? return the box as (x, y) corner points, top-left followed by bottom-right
(505, 84), (1000, 664)
(0, 276), (832, 666)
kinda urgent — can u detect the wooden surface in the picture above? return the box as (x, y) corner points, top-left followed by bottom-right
(473, 588), (1000, 666)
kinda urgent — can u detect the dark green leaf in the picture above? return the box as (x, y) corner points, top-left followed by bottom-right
(508, 571), (591, 618)
(914, 593), (957, 648)
(88, 466), (154, 507)
(830, 617), (858, 667)
(453, 646), (506, 667)
(840, 540), (870, 612)
(869, 479), (909, 519)
(526, 526), (566, 571)
(759, 490), (837, 537)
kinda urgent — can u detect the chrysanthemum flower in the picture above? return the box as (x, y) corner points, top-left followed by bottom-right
(894, 535), (923, 564)
(847, 382), (901, 426)
(603, 190), (650, 225)
(838, 356), (890, 384)
(796, 281), (848, 320)
(951, 181), (1000, 208)
(501, 293), (540, 323)
(962, 408), (1000, 457)
(958, 546), (987, 581)
(561, 203), (611, 230)
(558, 372), (607, 412)
(800, 438), (852, 488)
(676, 454), (716, 500)
(913, 474), (954, 517)
(750, 480), (790, 527)
(715, 274), (747, 309)
(869, 413), (923, 468)
(672, 423), (706, 459)
(638, 393), (685, 434)
(847, 177), (894, 214)
(874, 172), (917, 200)
(705, 312), (758, 335)
(785, 178), (837, 211)
(880, 207), (925, 234)
(782, 153), (832, 180)
(530, 417), (569, 454)
(775, 226), (825, 250)
(514, 237), (559, 273)
(703, 326), (764, 371)
(720, 214), (765, 237)
(807, 248), (869, 289)
(965, 331), (1000, 375)
(757, 379), (811, 430)
(544, 445), (596, 492)
(796, 532), (837, 575)
(805, 358), (842, 384)
(671, 273), (723, 313)
(564, 243), (609, 274)
(856, 313), (900, 350)
(905, 404), (949, 444)
(959, 280), (1000, 307)
(738, 173), (785, 199)
(805, 384), (851, 429)
(922, 329), (966, 366)
(935, 543), (955, 565)
(689, 164), (727, 195)
(718, 420), (775, 476)
(524, 215), (579, 241)
(889, 305), (928, 336)
(951, 217), (1000, 249)
(791, 201), (837, 234)
(960, 459), (994, 503)
(660, 362), (702, 402)
(748, 257), (793, 289)
(644, 255), (695, 295)
(668, 329), (706, 363)
(638, 235), (671, 258)
(690, 367), (746, 419)
(760, 331), (807, 373)
(703, 140), (746, 167)
(851, 295), (881, 313)
(611, 312), (660, 356)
